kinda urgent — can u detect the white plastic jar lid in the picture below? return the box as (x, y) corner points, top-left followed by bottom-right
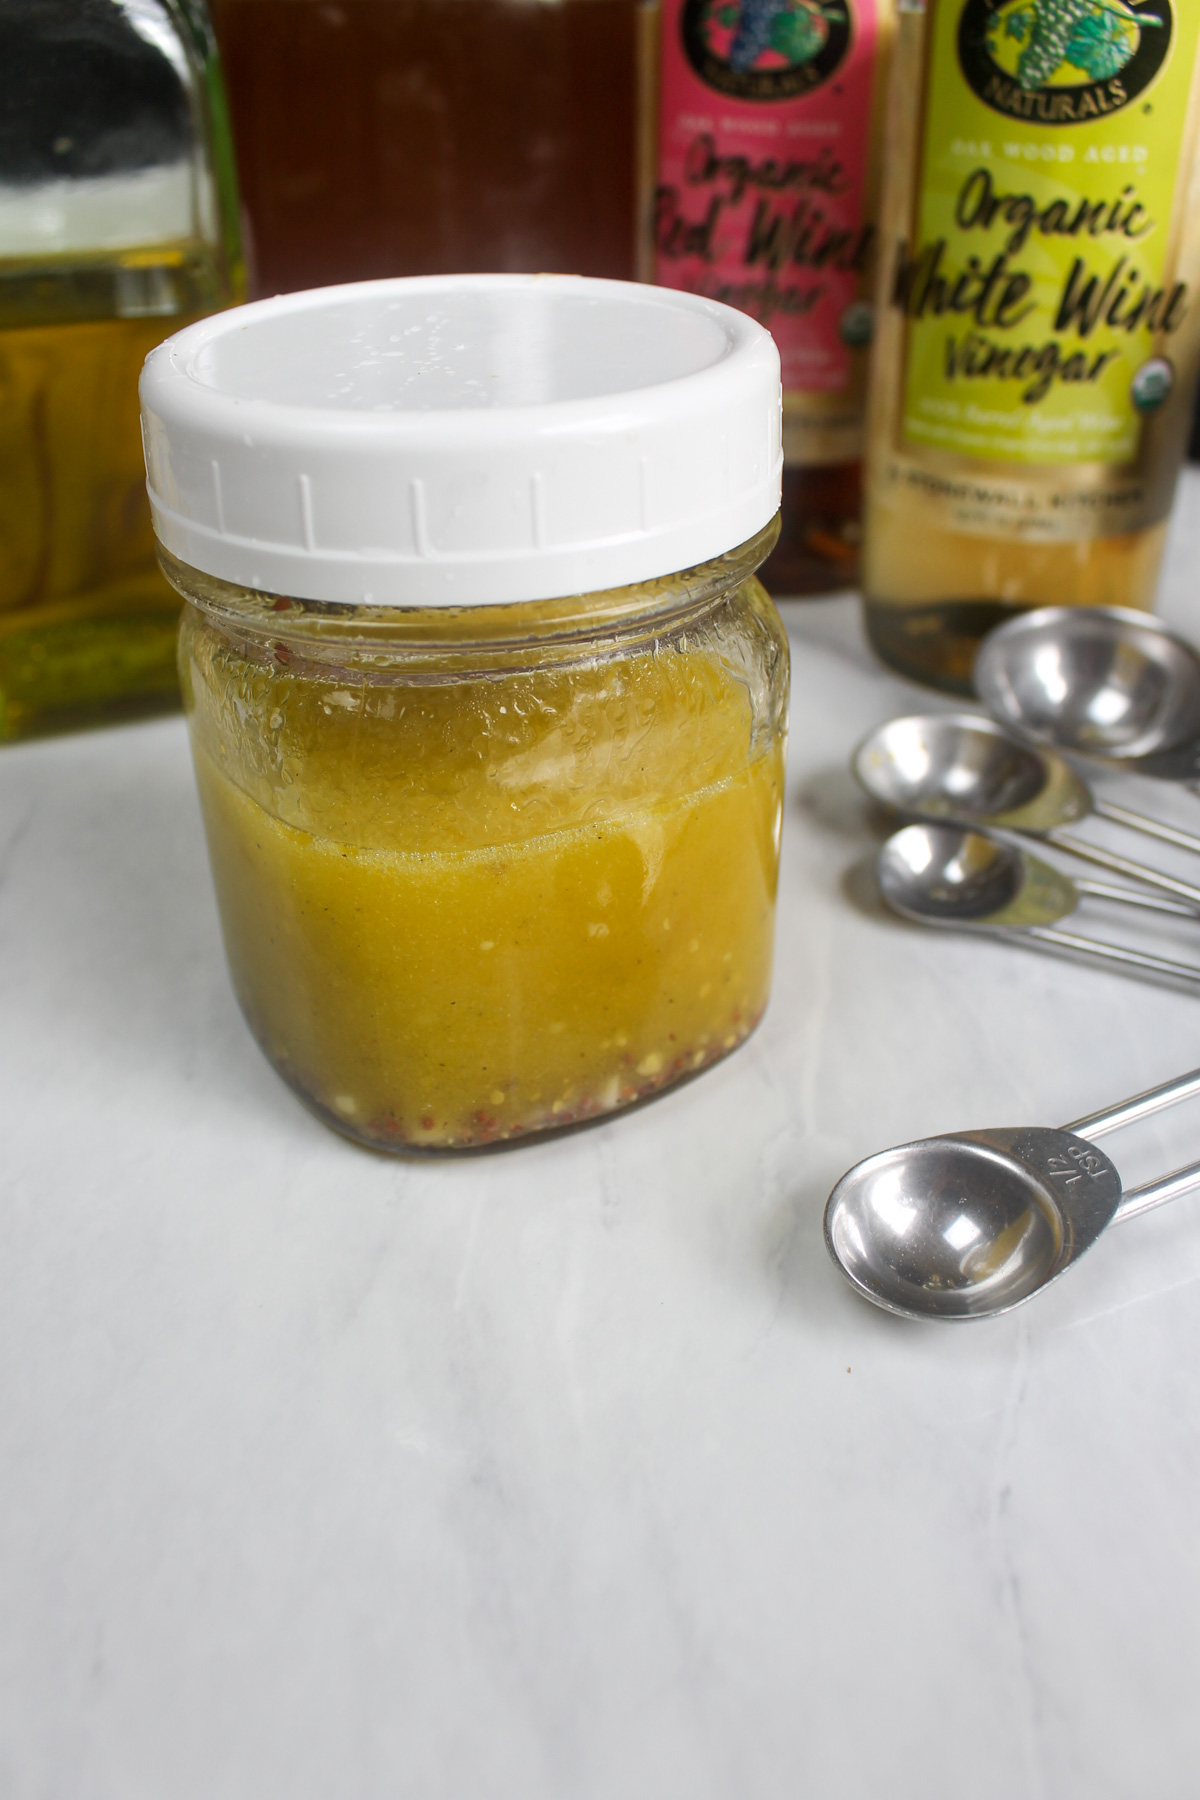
(139, 274), (782, 607)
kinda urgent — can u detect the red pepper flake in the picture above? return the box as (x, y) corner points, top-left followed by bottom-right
(270, 598), (293, 613)
(274, 642), (293, 665)
(420, 1115), (435, 1131)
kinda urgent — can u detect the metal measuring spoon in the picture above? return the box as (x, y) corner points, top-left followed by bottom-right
(877, 822), (1200, 984)
(855, 712), (1200, 909)
(824, 1066), (1200, 1322)
(975, 605), (1200, 782)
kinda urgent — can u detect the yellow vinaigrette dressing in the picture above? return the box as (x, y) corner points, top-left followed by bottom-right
(144, 276), (787, 1151)
(183, 591), (784, 1148)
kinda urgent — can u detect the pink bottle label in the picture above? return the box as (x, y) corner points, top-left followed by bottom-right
(654, 0), (880, 395)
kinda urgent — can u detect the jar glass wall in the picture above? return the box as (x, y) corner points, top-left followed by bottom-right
(168, 524), (789, 1152)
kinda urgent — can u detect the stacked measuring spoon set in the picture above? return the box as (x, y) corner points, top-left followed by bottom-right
(825, 606), (1200, 1321)
(853, 606), (1200, 988)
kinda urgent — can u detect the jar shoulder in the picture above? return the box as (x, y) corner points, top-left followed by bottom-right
(180, 573), (787, 852)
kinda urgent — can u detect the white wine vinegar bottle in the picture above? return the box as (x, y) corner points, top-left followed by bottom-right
(862, 0), (1200, 691)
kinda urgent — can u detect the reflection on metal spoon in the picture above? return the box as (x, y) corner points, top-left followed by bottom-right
(825, 1067), (1200, 1321)
(877, 821), (1200, 984)
(855, 712), (1200, 907)
(976, 605), (1200, 782)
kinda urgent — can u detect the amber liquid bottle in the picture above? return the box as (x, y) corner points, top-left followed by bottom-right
(212, 0), (658, 293)
(651, 0), (895, 595)
(862, 0), (1200, 693)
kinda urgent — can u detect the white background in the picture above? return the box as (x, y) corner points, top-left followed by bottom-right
(3, 479), (1200, 1799)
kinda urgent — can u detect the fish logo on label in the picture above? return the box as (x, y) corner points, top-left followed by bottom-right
(680, 0), (853, 100)
(957, 0), (1173, 123)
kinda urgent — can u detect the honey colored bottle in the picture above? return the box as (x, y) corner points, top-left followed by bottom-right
(863, 0), (1200, 692)
(652, 0), (896, 595)
(211, 0), (658, 294)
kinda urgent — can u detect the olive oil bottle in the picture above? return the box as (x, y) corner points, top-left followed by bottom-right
(0, 0), (243, 742)
(862, 0), (1200, 691)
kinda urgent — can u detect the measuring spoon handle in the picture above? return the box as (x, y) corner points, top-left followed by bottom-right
(1093, 798), (1200, 859)
(1022, 924), (1200, 985)
(1116, 1159), (1200, 1224)
(1046, 829), (1200, 910)
(1068, 1066), (1200, 1137)
(1074, 878), (1199, 918)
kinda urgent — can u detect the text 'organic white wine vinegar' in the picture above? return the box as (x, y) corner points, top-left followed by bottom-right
(863, 0), (1200, 690)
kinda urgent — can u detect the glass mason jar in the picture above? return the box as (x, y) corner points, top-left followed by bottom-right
(0, 0), (243, 742)
(141, 276), (789, 1151)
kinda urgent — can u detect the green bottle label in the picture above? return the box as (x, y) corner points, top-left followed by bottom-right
(898, 0), (1198, 466)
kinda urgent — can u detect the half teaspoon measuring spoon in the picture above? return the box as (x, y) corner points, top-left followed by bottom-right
(824, 1066), (1200, 1321)
(976, 605), (1200, 784)
(855, 712), (1200, 908)
(878, 821), (1200, 986)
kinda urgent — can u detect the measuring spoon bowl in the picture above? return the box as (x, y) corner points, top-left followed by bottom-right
(878, 822), (1080, 930)
(858, 712), (1200, 901)
(855, 712), (1093, 834)
(876, 822), (1200, 983)
(975, 606), (1200, 779)
(825, 1067), (1200, 1322)
(825, 1127), (1123, 1321)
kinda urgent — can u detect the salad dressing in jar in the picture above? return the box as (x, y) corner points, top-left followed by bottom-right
(141, 276), (788, 1150)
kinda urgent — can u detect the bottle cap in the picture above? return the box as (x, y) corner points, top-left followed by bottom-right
(140, 274), (782, 607)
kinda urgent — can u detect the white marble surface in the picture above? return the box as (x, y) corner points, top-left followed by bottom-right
(4, 482), (1200, 1799)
